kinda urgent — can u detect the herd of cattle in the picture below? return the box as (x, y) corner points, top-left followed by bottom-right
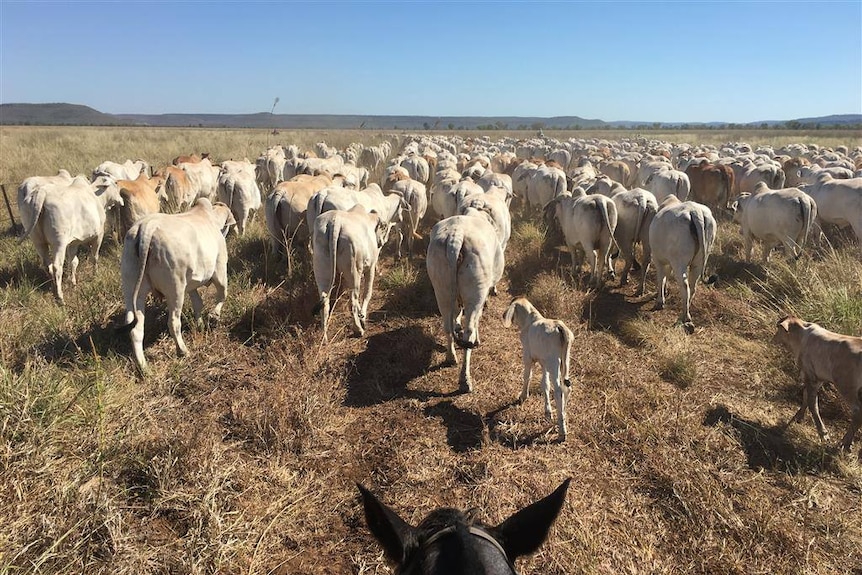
(13, 133), (862, 451)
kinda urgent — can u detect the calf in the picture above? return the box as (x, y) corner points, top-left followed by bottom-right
(118, 199), (236, 370)
(773, 316), (862, 453)
(503, 297), (574, 440)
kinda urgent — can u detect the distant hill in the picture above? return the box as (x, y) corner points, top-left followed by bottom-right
(113, 113), (608, 130)
(0, 103), (859, 129)
(0, 103), (123, 125)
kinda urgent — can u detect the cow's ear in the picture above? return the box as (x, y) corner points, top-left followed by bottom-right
(776, 316), (791, 332)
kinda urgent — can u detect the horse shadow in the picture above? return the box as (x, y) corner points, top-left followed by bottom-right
(424, 400), (485, 453)
(344, 325), (447, 407)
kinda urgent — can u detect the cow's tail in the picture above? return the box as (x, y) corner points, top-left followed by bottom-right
(558, 323), (573, 388)
(446, 231), (465, 340)
(225, 177), (237, 211)
(116, 222), (156, 334)
(328, 218), (339, 302)
(796, 195), (815, 258)
(719, 166), (732, 208)
(690, 209), (716, 284)
(554, 172), (566, 199)
(265, 189), (285, 251)
(165, 172), (181, 211)
(599, 198), (618, 253)
(17, 185), (46, 244)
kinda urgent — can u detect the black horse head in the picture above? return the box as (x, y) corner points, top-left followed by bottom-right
(358, 479), (570, 575)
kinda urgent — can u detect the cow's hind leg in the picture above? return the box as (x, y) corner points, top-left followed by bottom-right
(129, 278), (151, 371)
(164, 285), (189, 358)
(189, 289), (205, 327)
(805, 380), (829, 441)
(359, 263), (376, 332)
(50, 243), (67, 303)
(348, 266), (363, 336)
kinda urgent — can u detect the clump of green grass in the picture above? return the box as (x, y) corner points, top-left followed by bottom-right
(526, 271), (577, 319)
(659, 353), (698, 389)
(378, 262), (418, 291)
(747, 249), (862, 335)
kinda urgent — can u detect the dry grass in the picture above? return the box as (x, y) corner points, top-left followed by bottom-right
(1, 127), (861, 574)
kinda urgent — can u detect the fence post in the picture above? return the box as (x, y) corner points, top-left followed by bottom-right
(1, 184), (23, 235)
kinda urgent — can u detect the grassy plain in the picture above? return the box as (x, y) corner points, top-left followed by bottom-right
(1, 126), (861, 574)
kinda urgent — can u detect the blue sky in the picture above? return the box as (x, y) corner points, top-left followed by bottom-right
(1, 1), (860, 123)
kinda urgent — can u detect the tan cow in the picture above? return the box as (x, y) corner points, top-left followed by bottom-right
(265, 174), (332, 274)
(116, 173), (165, 239)
(774, 316), (862, 453)
(686, 162), (735, 212)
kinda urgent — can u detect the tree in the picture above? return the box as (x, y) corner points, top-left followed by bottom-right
(447, 123), (455, 130)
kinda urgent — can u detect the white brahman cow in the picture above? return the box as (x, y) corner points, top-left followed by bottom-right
(426, 214), (504, 392)
(311, 205), (386, 341)
(730, 183), (817, 262)
(544, 190), (618, 286)
(19, 175), (123, 304)
(217, 160), (261, 236)
(118, 198), (236, 370)
(640, 196), (717, 332)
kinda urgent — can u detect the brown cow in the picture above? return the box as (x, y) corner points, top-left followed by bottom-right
(782, 157), (810, 187)
(685, 162), (735, 213)
(159, 166), (195, 212)
(265, 174), (332, 274)
(116, 173), (165, 238)
(774, 316), (862, 453)
(171, 152), (209, 166)
(599, 160), (631, 187)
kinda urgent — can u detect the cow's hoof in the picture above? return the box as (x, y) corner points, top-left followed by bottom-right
(459, 378), (473, 393)
(682, 321), (695, 335)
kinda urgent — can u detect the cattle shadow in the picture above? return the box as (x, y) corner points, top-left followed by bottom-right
(379, 259), (439, 317)
(229, 234), (288, 288)
(581, 288), (645, 340)
(486, 400), (560, 449)
(423, 400), (485, 453)
(344, 325), (443, 407)
(0, 257), (49, 291)
(703, 405), (837, 474)
(709, 253), (766, 286)
(31, 308), (168, 370)
(229, 280), (319, 346)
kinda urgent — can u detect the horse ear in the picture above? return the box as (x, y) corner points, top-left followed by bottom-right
(357, 484), (417, 564)
(493, 479), (570, 560)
